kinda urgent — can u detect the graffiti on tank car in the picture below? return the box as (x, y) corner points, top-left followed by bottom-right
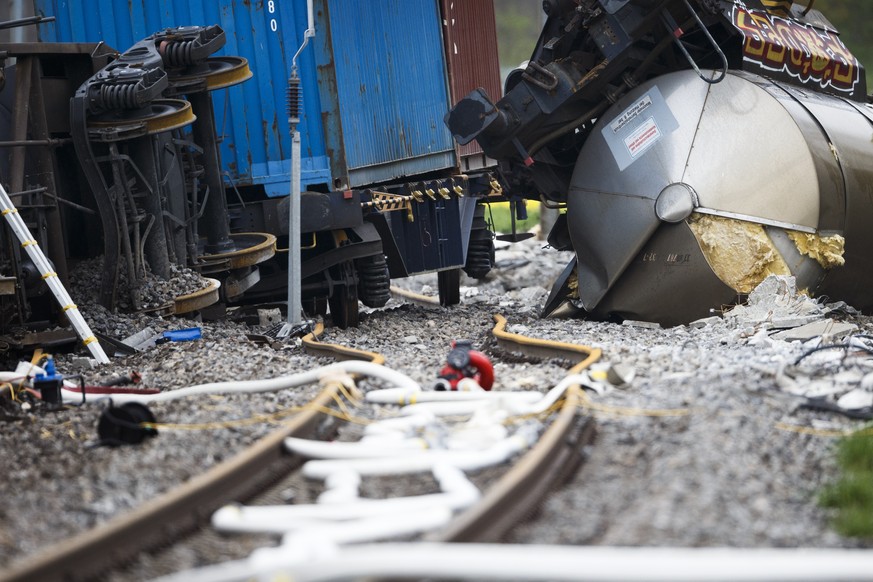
(666, 253), (691, 265)
(732, 6), (860, 93)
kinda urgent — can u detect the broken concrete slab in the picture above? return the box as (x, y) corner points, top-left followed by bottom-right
(771, 318), (858, 342)
(770, 315), (825, 329)
(622, 320), (661, 330)
(689, 316), (721, 329)
(727, 275), (826, 326)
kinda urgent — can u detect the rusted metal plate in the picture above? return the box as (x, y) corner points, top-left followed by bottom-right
(2, 329), (79, 351)
(0, 276), (15, 295)
(440, 0), (503, 161)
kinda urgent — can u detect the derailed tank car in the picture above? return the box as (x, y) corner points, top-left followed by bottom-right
(447, 0), (873, 326)
(0, 0), (503, 341)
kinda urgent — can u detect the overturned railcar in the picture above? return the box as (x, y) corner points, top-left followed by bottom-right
(447, 0), (873, 326)
(0, 0), (504, 346)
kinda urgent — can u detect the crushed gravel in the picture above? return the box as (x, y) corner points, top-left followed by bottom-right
(2, 235), (872, 578)
(68, 258), (209, 314)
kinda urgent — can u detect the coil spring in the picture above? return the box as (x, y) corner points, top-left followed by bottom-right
(287, 76), (301, 122)
(356, 255), (391, 308)
(463, 237), (494, 279)
(98, 82), (140, 110)
(161, 40), (196, 67)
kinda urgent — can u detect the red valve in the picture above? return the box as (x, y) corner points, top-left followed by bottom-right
(433, 340), (494, 391)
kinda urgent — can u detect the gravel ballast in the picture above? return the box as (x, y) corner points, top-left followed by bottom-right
(2, 236), (872, 577)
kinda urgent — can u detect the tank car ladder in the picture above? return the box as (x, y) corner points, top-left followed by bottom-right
(661, 0), (729, 84)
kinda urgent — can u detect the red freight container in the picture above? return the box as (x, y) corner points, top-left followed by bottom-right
(441, 0), (503, 171)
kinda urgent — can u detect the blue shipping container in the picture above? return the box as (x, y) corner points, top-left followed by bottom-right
(35, 0), (457, 196)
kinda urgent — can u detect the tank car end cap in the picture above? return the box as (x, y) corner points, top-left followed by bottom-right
(655, 183), (698, 223)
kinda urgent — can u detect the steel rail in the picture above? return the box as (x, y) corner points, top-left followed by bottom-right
(492, 313), (602, 374)
(2, 315), (599, 579)
(432, 314), (600, 542)
(302, 321), (385, 364)
(0, 334), (384, 582)
(389, 285), (441, 306)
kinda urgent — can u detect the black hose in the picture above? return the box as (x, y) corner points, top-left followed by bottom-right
(794, 343), (873, 366)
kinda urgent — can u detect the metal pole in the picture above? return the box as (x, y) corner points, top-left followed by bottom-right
(287, 126), (302, 326)
(279, 2), (316, 335)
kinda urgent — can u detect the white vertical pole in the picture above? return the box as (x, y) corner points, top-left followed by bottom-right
(288, 128), (302, 326)
(282, 0), (316, 332)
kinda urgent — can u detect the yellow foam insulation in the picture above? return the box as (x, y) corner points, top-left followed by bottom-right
(567, 266), (579, 298)
(787, 231), (846, 268)
(687, 213), (790, 294)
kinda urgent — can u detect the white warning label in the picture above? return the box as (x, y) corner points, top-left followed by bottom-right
(610, 94), (653, 134)
(624, 117), (661, 158)
(601, 86), (677, 171)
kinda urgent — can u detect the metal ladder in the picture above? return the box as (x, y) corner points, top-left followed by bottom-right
(661, 0), (729, 84)
(0, 182), (109, 364)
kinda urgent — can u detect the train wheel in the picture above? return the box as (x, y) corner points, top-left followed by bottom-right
(438, 268), (461, 307)
(303, 295), (328, 317)
(328, 262), (359, 328)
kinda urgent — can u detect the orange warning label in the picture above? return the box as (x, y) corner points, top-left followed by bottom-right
(624, 117), (661, 158)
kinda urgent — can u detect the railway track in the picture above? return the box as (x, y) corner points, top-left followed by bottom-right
(1, 315), (600, 582)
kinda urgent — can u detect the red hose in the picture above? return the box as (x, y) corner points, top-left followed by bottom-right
(468, 350), (494, 391)
(62, 386), (161, 395)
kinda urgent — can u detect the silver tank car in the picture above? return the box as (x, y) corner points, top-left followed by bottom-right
(446, 0), (873, 325)
(565, 68), (873, 325)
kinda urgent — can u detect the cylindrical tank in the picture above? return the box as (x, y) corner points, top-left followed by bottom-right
(565, 69), (873, 325)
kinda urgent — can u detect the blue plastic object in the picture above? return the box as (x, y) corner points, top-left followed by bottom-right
(162, 328), (202, 342)
(34, 357), (64, 405)
(37, 356), (59, 379)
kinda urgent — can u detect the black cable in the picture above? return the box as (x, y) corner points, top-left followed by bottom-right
(793, 343), (873, 366)
(800, 398), (873, 421)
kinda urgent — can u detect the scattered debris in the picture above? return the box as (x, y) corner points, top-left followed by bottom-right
(122, 327), (158, 351)
(622, 320), (662, 330)
(772, 320), (858, 342)
(725, 275), (825, 326)
(689, 316), (722, 329)
(258, 308), (283, 327)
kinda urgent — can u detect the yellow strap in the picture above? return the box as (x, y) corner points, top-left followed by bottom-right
(1, 208), (17, 216)
(42, 271), (57, 280)
(21, 239), (37, 248)
(82, 336), (98, 346)
(62, 303), (78, 312)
